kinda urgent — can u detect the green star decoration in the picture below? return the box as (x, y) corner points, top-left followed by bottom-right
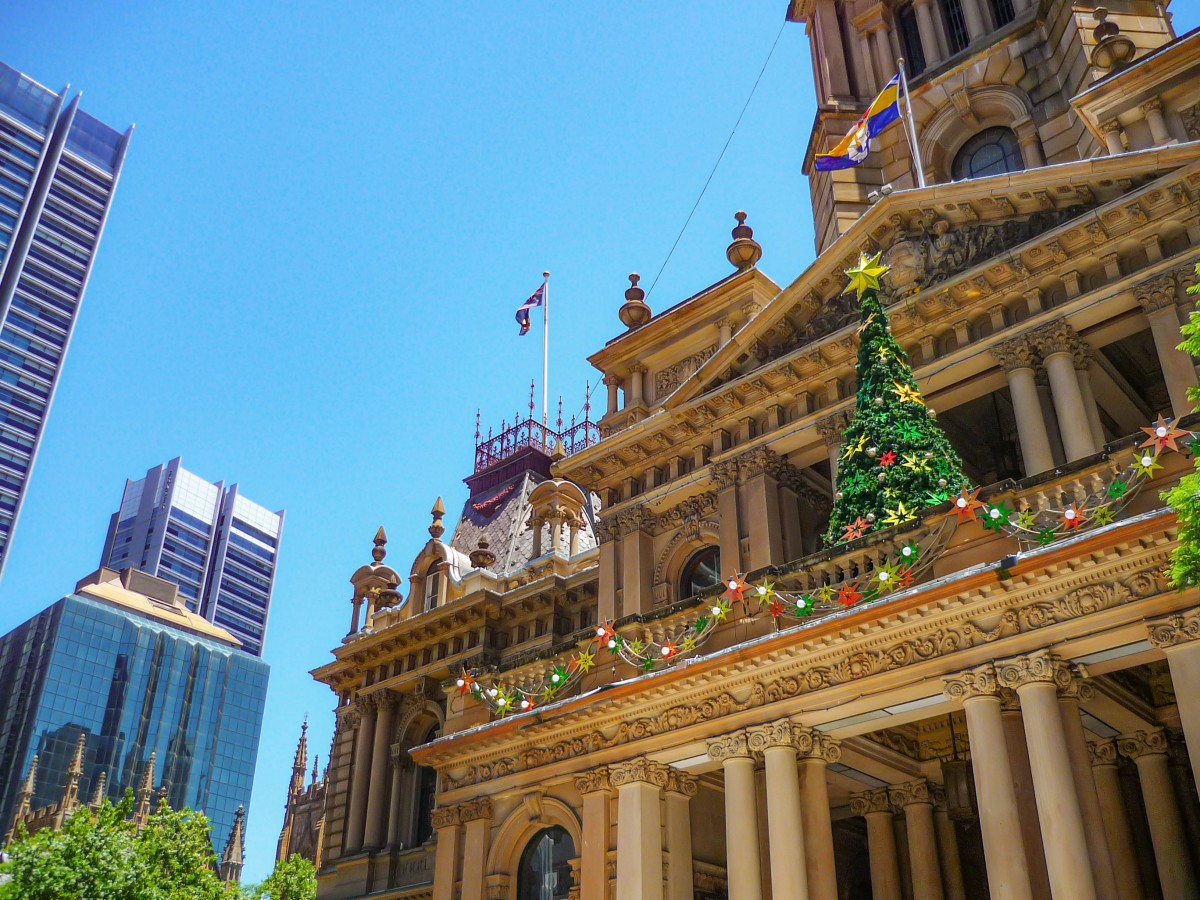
(981, 502), (1013, 533)
(641, 658), (655, 672)
(843, 251), (890, 295)
(1107, 479), (1128, 500)
(628, 639), (645, 656)
(1015, 509), (1038, 530)
(693, 615), (709, 633)
(1037, 528), (1056, 546)
(1091, 505), (1114, 526)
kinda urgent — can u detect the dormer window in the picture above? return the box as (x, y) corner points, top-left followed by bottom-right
(423, 563), (441, 612)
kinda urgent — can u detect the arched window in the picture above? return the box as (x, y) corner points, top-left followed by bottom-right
(517, 826), (576, 900)
(423, 563), (441, 612)
(679, 547), (721, 601)
(951, 127), (1024, 181)
(412, 725), (439, 845)
(896, 4), (926, 76)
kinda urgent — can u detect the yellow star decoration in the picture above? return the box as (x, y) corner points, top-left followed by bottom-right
(893, 382), (924, 405)
(877, 345), (894, 362)
(575, 649), (595, 673)
(902, 453), (931, 473)
(882, 502), (916, 527)
(842, 433), (868, 461)
(843, 251), (890, 295)
(856, 312), (877, 336)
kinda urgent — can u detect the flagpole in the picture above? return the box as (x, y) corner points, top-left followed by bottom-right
(542, 271), (550, 443)
(897, 59), (927, 189)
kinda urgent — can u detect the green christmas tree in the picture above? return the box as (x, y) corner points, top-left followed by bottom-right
(824, 252), (968, 545)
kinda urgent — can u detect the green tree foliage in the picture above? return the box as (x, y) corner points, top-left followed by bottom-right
(1163, 260), (1200, 589)
(245, 855), (317, 900)
(0, 794), (237, 900)
(825, 254), (968, 544)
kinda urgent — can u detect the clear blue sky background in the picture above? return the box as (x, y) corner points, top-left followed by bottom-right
(0, 1), (830, 881)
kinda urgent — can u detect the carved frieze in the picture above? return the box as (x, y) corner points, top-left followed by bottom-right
(656, 345), (717, 396)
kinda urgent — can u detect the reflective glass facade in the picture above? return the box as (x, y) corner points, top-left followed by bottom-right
(0, 62), (131, 580)
(0, 590), (268, 856)
(101, 458), (284, 657)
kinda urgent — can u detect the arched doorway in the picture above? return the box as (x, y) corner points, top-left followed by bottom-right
(516, 825), (575, 900)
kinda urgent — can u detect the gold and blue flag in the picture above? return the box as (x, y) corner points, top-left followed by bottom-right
(815, 74), (902, 171)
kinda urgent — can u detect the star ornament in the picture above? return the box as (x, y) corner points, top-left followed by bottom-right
(843, 251), (890, 295)
(836, 583), (862, 607)
(893, 382), (924, 405)
(841, 516), (873, 542)
(879, 450), (898, 467)
(1140, 415), (1187, 453)
(723, 573), (750, 603)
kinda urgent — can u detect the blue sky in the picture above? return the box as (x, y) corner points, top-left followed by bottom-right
(0, 1), (819, 881)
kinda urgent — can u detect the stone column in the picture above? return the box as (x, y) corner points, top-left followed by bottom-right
(912, 0), (943, 65)
(1014, 118), (1047, 168)
(1057, 668), (1119, 900)
(814, 0), (853, 99)
(1137, 274), (1198, 419)
(664, 769), (698, 900)
(1141, 99), (1172, 146)
(1101, 120), (1125, 156)
(890, 780), (944, 900)
(870, 28), (894, 96)
(708, 731), (763, 900)
(430, 806), (461, 900)
(1117, 729), (1199, 899)
(992, 340), (1055, 475)
(748, 721), (810, 900)
(960, 0), (987, 41)
(612, 759), (667, 900)
(1035, 369), (1067, 466)
(998, 691), (1052, 900)
(717, 316), (736, 347)
(363, 695), (395, 850)
(850, 788), (902, 900)
(856, 32), (878, 95)
(575, 768), (613, 900)
(603, 375), (621, 415)
(1147, 610), (1200, 787)
(741, 449), (786, 570)
(1073, 350), (1107, 450)
(344, 701), (377, 853)
(1033, 322), (1099, 461)
(932, 786), (967, 900)
(628, 364), (646, 408)
(1089, 740), (1144, 900)
(797, 729), (840, 900)
(996, 652), (1097, 900)
(459, 799), (493, 900)
(816, 412), (848, 486)
(944, 665), (1034, 900)
(386, 746), (408, 848)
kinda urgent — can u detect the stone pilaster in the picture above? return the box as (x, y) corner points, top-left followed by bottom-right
(611, 758), (668, 900)
(574, 768), (612, 900)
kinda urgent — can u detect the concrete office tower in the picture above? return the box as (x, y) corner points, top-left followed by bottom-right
(0, 61), (132, 579)
(101, 458), (284, 657)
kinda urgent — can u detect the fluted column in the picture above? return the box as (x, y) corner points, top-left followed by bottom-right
(1137, 275), (1199, 419)
(1032, 322), (1099, 461)
(932, 786), (966, 900)
(430, 806), (461, 900)
(851, 788), (902, 900)
(664, 769), (698, 900)
(1057, 667), (1119, 900)
(748, 721), (810, 900)
(890, 780), (943, 900)
(611, 758), (667, 900)
(574, 768), (613, 900)
(708, 731), (763, 900)
(1117, 730), (1198, 899)
(459, 799), (493, 900)
(345, 701), (377, 853)
(944, 665), (1034, 900)
(363, 695), (395, 850)
(992, 340), (1055, 475)
(996, 653), (1097, 900)
(912, 0), (943, 65)
(1147, 609), (1200, 787)
(1088, 740), (1144, 900)
(797, 729), (840, 900)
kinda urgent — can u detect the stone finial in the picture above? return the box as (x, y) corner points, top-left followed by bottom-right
(372, 526), (387, 562)
(726, 211), (763, 270)
(219, 806), (246, 883)
(469, 537), (497, 570)
(618, 273), (652, 330)
(90, 770), (108, 808)
(429, 497), (446, 539)
(1090, 8), (1135, 70)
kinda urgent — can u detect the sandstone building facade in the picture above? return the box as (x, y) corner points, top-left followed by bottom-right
(308, 2), (1200, 898)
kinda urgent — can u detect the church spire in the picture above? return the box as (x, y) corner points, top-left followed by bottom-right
(219, 806), (246, 883)
(5, 753), (37, 843)
(90, 770), (108, 809)
(59, 732), (86, 816)
(291, 718), (309, 796)
(134, 751), (156, 825)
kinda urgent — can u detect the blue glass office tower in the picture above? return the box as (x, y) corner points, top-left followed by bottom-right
(100, 458), (284, 657)
(0, 62), (132, 579)
(0, 568), (268, 856)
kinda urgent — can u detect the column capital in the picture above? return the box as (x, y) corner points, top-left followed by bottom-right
(715, 315), (739, 331)
(991, 338), (1039, 373)
(1147, 608), (1200, 648)
(1141, 98), (1165, 116)
(1117, 728), (1169, 761)
(888, 778), (932, 809)
(747, 719), (799, 753)
(1088, 737), (1120, 767)
(943, 662), (1000, 701)
(602, 374), (624, 388)
(430, 806), (460, 830)
(1136, 272), (1179, 313)
(849, 787), (892, 816)
(458, 798), (493, 823)
(1030, 320), (1080, 358)
(1101, 119), (1123, 136)
(816, 410), (853, 445)
(628, 363), (648, 375)
(1072, 344), (1095, 372)
(706, 730), (754, 762)
(795, 727), (842, 762)
(995, 650), (1074, 692)
(573, 766), (612, 795)
(663, 768), (698, 797)
(610, 756), (671, 788)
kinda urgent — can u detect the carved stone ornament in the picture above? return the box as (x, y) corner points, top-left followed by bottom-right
(889, 778), (932, 809)
(816, 410), (854, 446)
(657, 346), (718, 396)
(458, 798), (493, 822)
(664, 769), (698, 797)
(995, 651), (1074, 692)
(706, 730), (754, 762)
(1136, 272), (1178, 313)
(1146, 609), (1200, 649)
(610, 757), (671, 788)
(573, 767), (612, 795)
(1117, 728), (1169, 760)
(943, 662), (1000, 702)
(747, 719), (797, 753)
(849, 787), (892, 816)
(429, 806), (460, 830)
(795, 728), (841, 763)
(1088, 738), (1119, 767)
(1030, 320), (1079, 358)
(1183, 102), (1200, 141)
(991, 338), (1039, 373)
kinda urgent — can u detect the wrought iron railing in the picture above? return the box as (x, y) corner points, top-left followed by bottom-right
(473, 416), (600, 473)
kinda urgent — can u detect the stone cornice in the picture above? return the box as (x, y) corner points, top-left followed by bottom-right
(1146, 607), (1200, 649)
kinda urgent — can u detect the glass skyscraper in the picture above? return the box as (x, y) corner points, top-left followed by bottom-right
(100, 458), (284, 657)
(0, 567), (268, 857)
(0, 61), (132, 579)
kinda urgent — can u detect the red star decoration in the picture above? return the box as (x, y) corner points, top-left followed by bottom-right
(953, 486), (983, 522)
(1060, 505), (1084, 529)
(841, 516), (873, 542)
(836, 583), (862, 607)
(879, 450), (897, 467)
(1140, 415), (1187, 453)
(723, 574), (750, 604)
(456, 670), (475, 697)
(895, 566), (914, 588)
(768, 598), (784, 619)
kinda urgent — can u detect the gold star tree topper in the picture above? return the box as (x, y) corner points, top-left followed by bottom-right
(843, 251), (890, 295)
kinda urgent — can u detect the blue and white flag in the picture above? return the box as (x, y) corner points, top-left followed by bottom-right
(515, 283), (546, 336)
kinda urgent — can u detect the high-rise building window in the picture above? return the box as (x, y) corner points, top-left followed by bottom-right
(952, 127), (1025, 181)
(989, 0), (1016, 27)
(897, 4), (928, 76)
(940, 0), (971, 54)
(423, 564), (441, 612)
